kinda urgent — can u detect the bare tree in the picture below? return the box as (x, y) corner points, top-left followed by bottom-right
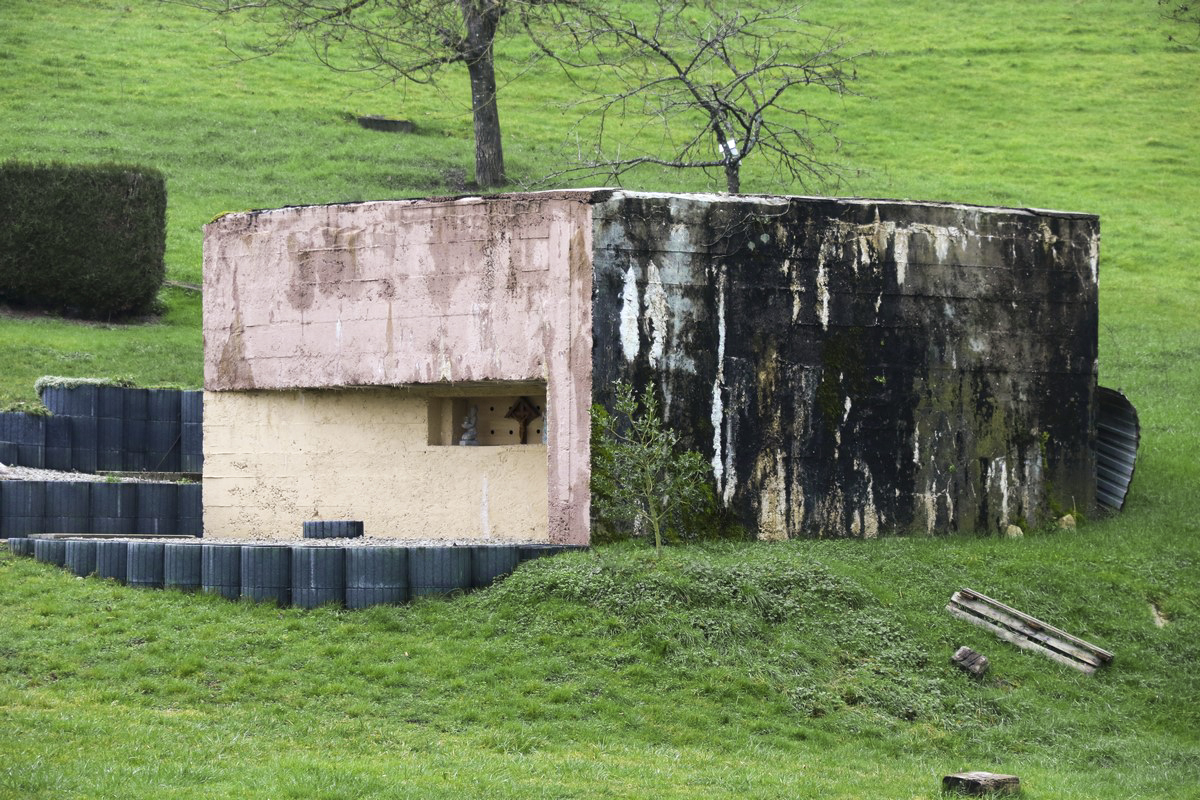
(180, 0), (548, 188)
(531, 1), (862, 193)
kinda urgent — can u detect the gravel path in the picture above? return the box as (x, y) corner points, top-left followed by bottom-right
(0, 463), (152, 483)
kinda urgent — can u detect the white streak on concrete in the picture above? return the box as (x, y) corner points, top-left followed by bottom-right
(644, 260), (669, 370)
(619, 266), (640, 363)
(722, 412), (737, 507)
(933, 227), (953, 261)
(856, 459), (879, 539)
(997, 457), (1010, 527)
(1088, 234), (1099, 285)
(481, 476), (491, 537)
(757, 450), (789, 541)
(711, 268), (727, 494)
(817, 239), (832, 330)
(894, 230), (909, 285)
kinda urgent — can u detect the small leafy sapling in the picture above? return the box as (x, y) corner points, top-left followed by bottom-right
(591, 381), (713, 554)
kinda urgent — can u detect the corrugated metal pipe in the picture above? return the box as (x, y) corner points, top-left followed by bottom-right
(1095, 386), (1139, 511)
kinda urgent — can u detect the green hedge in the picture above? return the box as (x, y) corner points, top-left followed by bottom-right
(0, 162), (166, 318)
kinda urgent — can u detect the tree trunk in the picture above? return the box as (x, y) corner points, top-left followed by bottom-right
(460, 2), (506, 188)
(724, 161), (740, 194)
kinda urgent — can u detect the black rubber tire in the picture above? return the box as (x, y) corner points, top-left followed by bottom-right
(409, 546), (472, 598)
(44, 415), (73, 472)
(470, 545), (520, 589)
(69, 416), (98, 473)
(201, 544), (242, 600)
(344, 547), (409, 609)
(97, 416), (124, 472)
(175, 483), (202, 537)
(164, 542), (202, 591)
(33, 538), (67, 567)
(135, 483), (178, 536)
(1, 481), (46, 537)
(44, 482), (91, 534)
(127, 541), (166, 589)
(65, 539), (98, 576)
(90, 482), (138, 535)
(95, 540), (129, 583)
(240, 545), (292, 606)
(302, 520), (364, 539)
(291, 546), (346, 609)
(6, 538), (32, 557)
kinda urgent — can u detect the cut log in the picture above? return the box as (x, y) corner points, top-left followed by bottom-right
(952, 646), (989, 677)
(943, 771), (1020, 795)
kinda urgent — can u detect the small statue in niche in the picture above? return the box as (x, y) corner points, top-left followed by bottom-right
(504, 396), (541, 444)
(459, 404), (479, 446)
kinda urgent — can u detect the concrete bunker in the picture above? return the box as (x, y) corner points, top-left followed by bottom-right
(203, 190), (1126, 543)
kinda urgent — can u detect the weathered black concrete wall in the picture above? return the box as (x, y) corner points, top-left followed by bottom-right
(591, 193), (1098, 537)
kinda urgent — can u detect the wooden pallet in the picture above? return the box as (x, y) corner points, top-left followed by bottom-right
(946, 588), (1113, 674)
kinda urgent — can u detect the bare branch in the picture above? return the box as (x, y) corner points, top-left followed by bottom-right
(528, 0), (867, 194)
(163, 0), (573, 188)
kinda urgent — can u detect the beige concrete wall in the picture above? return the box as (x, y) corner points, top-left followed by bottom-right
(203, 388), (549, 541)
(203, 194), (596, 544)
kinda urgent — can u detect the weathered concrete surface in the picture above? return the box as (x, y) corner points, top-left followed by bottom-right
(203, 196), (594, 543)
(205, 190), (1099, 542)
(203, 388), (548, 541)
(592, 193), (1098, 537)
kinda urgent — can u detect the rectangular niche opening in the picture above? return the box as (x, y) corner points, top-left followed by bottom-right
(427, 385), (547, 446)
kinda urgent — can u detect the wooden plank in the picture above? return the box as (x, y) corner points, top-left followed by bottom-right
(959, 587), (1113, 661)
(950, 593), (1104, 668)
(946, 604), (1097, 674)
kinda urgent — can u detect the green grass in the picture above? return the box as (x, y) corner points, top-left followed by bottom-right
(2, 530), (1197, 798)
(0, 0), (1198, 797)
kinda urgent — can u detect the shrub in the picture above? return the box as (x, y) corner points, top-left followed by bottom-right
(0, 162), (166, 318)
(591, 381), (716, 553)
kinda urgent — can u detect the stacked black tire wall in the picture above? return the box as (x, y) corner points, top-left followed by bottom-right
(3, 387), (203, 474)
(8, 540), (585, 610)
(0, 480), (198, 536)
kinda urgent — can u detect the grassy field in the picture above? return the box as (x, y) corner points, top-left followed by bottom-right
(0, 0), (1197, 405)
(2, 531), (1198, 799)
(1, 0), (1199, 797)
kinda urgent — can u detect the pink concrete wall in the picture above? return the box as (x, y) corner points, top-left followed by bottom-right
(203, 195), (594, 544)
